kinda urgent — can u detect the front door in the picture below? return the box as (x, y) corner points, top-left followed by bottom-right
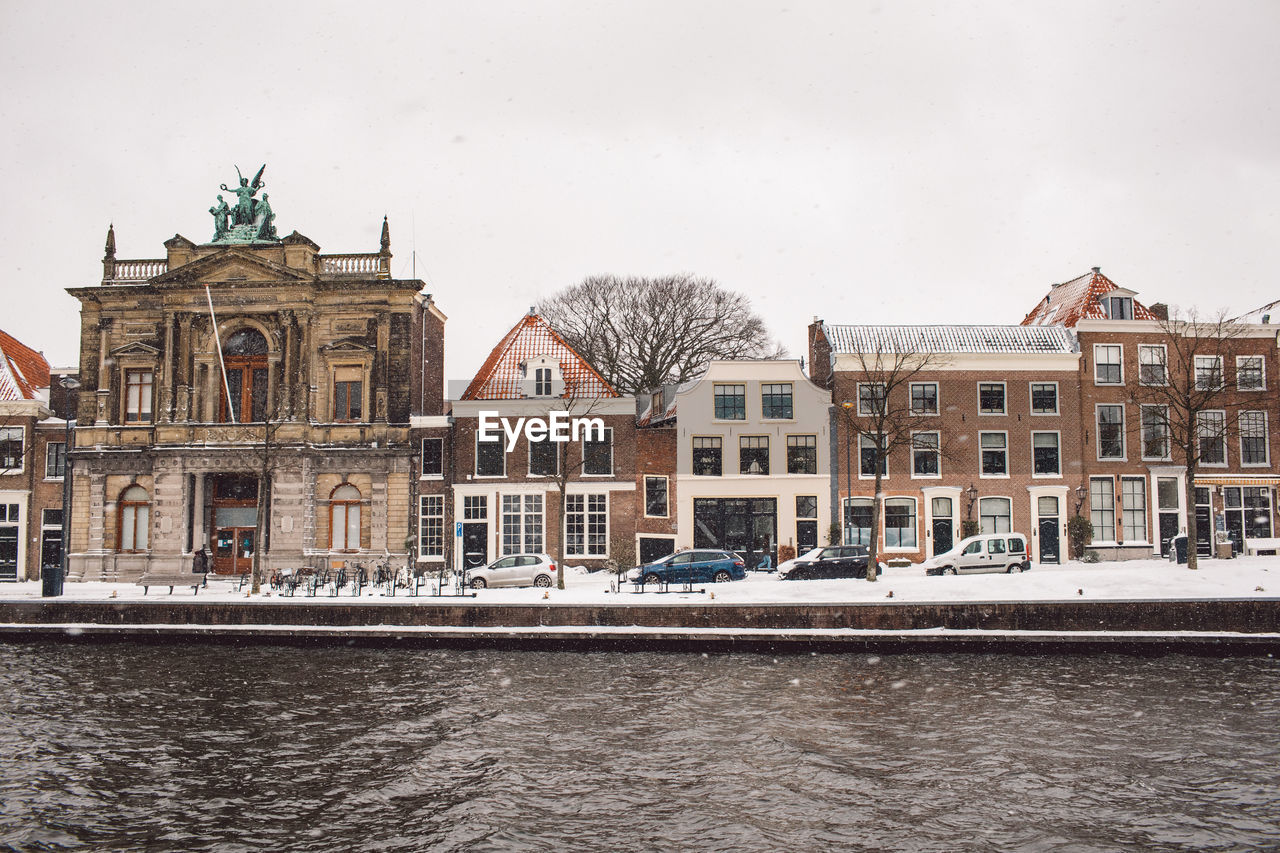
(1194, 487), (1213, 557)
(462, 522), (488, 569)
(1224, 487), (1246, 555)
(1038, 517), (1060, 564)
(213, 526), (255, 574)
(796, 520), (817, 553)
(931, 497), (954, 556)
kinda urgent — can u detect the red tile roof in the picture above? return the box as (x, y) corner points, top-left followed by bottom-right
(0, 328), (51, 401)
(1021, 269), (1157, 327)
(461, 312), (619, 400)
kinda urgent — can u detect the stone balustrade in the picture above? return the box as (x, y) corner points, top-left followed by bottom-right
(107, 259), (168, 282)
(319, 254), (387, 277)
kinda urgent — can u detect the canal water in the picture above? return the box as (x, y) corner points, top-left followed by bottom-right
(1, 642), (1277, 852)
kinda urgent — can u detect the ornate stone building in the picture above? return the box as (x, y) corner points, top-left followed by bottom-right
(66, 170), (445, 581)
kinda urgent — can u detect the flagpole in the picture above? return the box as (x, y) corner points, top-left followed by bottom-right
(205, 285), (237, 423)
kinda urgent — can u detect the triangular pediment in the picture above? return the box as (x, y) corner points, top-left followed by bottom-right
(151, 248), (314, 286)
(320, 338), (374, 354)
(110, 341), (160, 357)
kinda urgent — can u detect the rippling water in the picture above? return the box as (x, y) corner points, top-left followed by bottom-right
(1, 642), (1278, 852)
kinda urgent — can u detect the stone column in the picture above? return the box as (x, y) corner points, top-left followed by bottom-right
(95, 318), (112, 425)
(280, 309), (296, 420)
(160, 313), (176, 423)
(192, 472), (206, 555)
(177, 313), (193, 422)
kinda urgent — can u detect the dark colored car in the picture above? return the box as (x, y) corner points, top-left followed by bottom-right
(778, 545), (870, 580)
(627, 549), (747, 585)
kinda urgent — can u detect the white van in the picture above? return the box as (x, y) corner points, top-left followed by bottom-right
(921, 533), (1031, 575)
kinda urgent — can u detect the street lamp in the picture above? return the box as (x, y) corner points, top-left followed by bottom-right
(46, 376), (79, 598)
(840, 401), (854, 545)
(1074, 484), (1087, 516)
(964, 483), (978, 522)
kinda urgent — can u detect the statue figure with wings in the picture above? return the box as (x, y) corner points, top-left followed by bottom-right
(220, 164), (266, 227)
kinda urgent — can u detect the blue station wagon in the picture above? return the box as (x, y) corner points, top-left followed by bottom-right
(627, 549), (747, 585)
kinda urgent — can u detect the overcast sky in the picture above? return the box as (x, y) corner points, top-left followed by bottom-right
(1, 1), (1276, 383)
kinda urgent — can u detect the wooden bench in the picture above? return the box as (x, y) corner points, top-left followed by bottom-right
(1244, 537), (1280, 556)
(137, 573), (204, 595)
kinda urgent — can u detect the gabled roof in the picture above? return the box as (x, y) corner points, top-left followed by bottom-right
(823, 323), (1076, 355)
(461, 312), (619, 400)
(0, 328), (51, 401)
(1021, 269), (1157, 327)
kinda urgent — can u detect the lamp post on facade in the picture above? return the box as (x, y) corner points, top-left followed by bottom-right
(840, 401), (854, 545)
(1073, 484), (1087, 516)
(46, 376), (80, 598)
(964, 483), (978, 526)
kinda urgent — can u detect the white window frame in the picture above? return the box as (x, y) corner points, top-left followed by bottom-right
(1093, 344), (1124, 386)
(1197, 409), (1228, 467)
(979, 431), (1009, 478)
(1237, 355), (1266, 391)
(643, 475), (669, 518)
(1240, 410), (1270, 467)
(1140, 404), (1171, 461)
(1096, 404), (1126, 461)
(1120, 476), (1148, 544)
(474, 430), (506, 478)
(565, 492), (608, 558)
(500, 493), (544, 556)
(977, 381), (1007, 415)
(1138, 344), (1168, 386)
(45, 441), (66, 481)
(1194, 355), (1224, 391)
(882, 496), (918, 551)
(978, 496), (1013, 534)
(0, 427), (24, 475)
(1090, 476), (1116, 544)
(1104, 295), (1134, 320)
(420, 437), (444, 479)
(910, 430), (940, 479)
(857, 382), (887, 416)
(417, 494), (445, 561)
(859, 433), (887, 479)
(909, 382), (939, 416)
(1029, 381), (1059, 416)
(1031, 430), (1061, 478)
(582, 426), (613, 476)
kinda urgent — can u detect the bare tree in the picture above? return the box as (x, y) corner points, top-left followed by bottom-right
(1128, 309), (1247, 569)
(835, 334), (952, 581)
(543, 393), (609, 590)
(538, 275), (785, 394)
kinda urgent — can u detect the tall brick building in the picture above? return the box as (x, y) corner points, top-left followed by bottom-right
(65, 177), (445, 582)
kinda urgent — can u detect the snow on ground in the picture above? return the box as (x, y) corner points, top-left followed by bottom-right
(3, 555), (1279, 605)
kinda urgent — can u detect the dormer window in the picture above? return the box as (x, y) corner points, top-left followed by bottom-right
(520, 356), (562, 398)
(1103, 295), (1133, 320)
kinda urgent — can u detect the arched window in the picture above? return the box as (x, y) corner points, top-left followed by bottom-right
(220, 328), (269, 423)
(330, 484), (361, 551)
(119, 485), (150, 552)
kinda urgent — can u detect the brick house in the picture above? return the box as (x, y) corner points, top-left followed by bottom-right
(64, 187), (445, 582)
(647, 360), (832, 568)
(439, 311), (638, 571)
(810, 323), (1082, 564)
(635, 386), (678, 564)
(1, 330), (56, 582)
(1023, 268), (1280, 558)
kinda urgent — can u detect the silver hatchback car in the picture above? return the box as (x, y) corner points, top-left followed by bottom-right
(467, 553), (557, 588)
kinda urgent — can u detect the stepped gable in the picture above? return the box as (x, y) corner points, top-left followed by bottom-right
(0, 328), (51, 401)
(461, 312), (618, 400)
(1021, 269), (1157, 327)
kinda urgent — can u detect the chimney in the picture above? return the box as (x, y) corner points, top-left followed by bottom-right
(1149, 302), (1169, 321)
(1091, 266), (1101, 274)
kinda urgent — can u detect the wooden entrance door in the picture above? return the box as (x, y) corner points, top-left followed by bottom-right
(213, 526), (256, 574)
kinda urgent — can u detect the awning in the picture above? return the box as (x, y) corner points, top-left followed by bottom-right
(1193, 475), (1280, 487)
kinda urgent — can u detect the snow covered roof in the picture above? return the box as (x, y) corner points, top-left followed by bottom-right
(461, 311), (619, 400)
(0, 328), (50, 401)
(1021, 269), (1158, 327)
(823, 323), (1076, 355)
